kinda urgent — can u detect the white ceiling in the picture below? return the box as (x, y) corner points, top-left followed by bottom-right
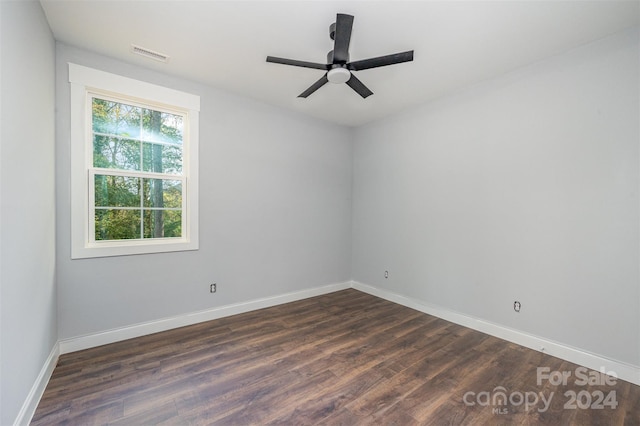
(40, 1), (639, 127)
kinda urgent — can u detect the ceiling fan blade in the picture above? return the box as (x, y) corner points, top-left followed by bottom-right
(266, 56), (330, 70)
(348, 50), (414, 71)
(332, 14), (354, 63)
(298, 74), (329, 98)
(345, 74), (373, 98)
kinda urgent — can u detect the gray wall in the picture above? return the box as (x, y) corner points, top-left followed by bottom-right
(0, 1), (57, 424)
(55, 44), (353, 340)
(352, 27), (639, 366)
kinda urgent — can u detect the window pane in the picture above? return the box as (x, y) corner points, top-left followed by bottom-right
(142, 109), (183, 144)
(93, 135), (141, 170)
(95, 175), (141, 207)
(95, 209), (141, 240)
(92, 98), (141, 138)
(143, 210), (182, 238)
(142, 142), (182, 174)
(143, 179), (182, 208)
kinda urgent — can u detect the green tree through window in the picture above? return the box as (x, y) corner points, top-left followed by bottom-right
(91, 97), (184, 241)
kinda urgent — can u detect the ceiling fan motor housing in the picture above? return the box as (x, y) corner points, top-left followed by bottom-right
(327, 50), (349, 64)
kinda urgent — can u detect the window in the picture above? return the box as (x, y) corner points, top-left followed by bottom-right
(69, 63), (200, 258)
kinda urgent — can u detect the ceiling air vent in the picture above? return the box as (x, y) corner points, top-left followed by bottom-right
(131, 44), (169, 63)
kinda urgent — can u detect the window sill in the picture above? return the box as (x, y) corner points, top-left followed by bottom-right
(71, 238), (198, 259)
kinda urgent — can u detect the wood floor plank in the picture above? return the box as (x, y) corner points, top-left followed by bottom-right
(32, 289), (640, 425)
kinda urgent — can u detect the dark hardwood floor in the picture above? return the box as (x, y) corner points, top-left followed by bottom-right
(32, 289), (639, 425)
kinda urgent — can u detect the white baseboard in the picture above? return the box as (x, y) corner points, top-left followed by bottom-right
(352, 280), (640, 386)
(14, 342), (60, 426)
(59, 281), (351, 354)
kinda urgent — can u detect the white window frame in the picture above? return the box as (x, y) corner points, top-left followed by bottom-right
(69, 63), (200, 259)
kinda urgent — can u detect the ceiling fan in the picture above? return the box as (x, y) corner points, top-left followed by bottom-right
(266, 13), (414, 99)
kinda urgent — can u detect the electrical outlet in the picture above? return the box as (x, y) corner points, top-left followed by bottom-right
(384, 270), (389, 279)
(514, 301), (521, 312)
(210, 283), (217, 293)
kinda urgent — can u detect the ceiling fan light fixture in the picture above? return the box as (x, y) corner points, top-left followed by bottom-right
(327, 67), (351, 84)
